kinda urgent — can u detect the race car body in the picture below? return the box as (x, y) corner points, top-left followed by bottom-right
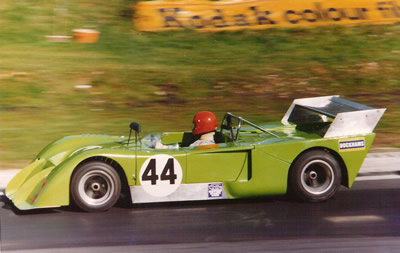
(6, 95), (386, 212)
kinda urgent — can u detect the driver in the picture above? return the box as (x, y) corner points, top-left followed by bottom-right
(190, 111), (218, 147)
(153, 111), (218, 149)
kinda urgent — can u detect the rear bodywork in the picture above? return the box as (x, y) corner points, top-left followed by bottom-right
(6, 96), (385, 210)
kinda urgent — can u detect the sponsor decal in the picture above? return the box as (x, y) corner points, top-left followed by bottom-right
(339, 138), (365, 152)
(208, 183), (223, 198)
(135, 0), (400, 32)
(29, 179), (48, 204)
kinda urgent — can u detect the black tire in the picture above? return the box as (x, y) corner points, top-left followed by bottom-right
(71, 161), (121, 212)
(289, 150), (341, 202)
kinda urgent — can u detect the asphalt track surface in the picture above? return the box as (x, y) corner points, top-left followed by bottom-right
(1, 152), (400, 252)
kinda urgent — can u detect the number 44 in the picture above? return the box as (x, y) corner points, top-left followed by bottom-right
(142, 158), (177, 185)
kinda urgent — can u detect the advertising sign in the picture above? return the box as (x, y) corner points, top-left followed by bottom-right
(135, 0), (400, 31)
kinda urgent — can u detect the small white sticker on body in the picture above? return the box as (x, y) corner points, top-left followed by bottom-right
(208, 183), (223, 198)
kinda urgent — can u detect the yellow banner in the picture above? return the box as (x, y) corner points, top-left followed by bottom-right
(134, 0), (400, 31)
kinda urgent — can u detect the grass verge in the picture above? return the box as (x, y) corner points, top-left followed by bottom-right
(0, 1), (399, 165)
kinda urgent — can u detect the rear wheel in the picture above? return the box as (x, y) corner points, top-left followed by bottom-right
(289, 150), (341, 202)
(71, 161), (121, 212)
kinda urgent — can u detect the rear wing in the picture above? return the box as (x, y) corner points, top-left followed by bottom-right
(281, 95), (386, 138)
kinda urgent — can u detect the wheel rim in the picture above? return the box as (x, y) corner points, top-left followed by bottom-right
(78, 170), (115, 206)
(300, 160), (334, 195)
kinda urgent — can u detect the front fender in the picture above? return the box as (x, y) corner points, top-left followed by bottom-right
(9, 149), (136, 210)
(37, 135), (126, 165)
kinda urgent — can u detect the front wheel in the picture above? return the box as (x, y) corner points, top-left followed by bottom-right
(289, 150), (342, 202)
(71, 161), (121, 212)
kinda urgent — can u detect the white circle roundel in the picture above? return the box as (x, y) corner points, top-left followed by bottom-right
(139, 154), (183, 197)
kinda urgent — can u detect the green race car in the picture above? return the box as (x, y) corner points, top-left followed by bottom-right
(6, 96), (385, 212)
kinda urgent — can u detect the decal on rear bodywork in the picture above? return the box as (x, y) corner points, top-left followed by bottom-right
(339, 137), (365, 152)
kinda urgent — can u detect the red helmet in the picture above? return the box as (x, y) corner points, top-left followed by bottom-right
(192, 111), (218, 135)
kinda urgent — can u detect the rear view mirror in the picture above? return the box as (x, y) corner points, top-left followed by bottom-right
(130, 122), (141, 133)
(128, 122), (141, 146)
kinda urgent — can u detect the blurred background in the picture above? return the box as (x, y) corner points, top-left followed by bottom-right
(0, 0), (399, 168)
